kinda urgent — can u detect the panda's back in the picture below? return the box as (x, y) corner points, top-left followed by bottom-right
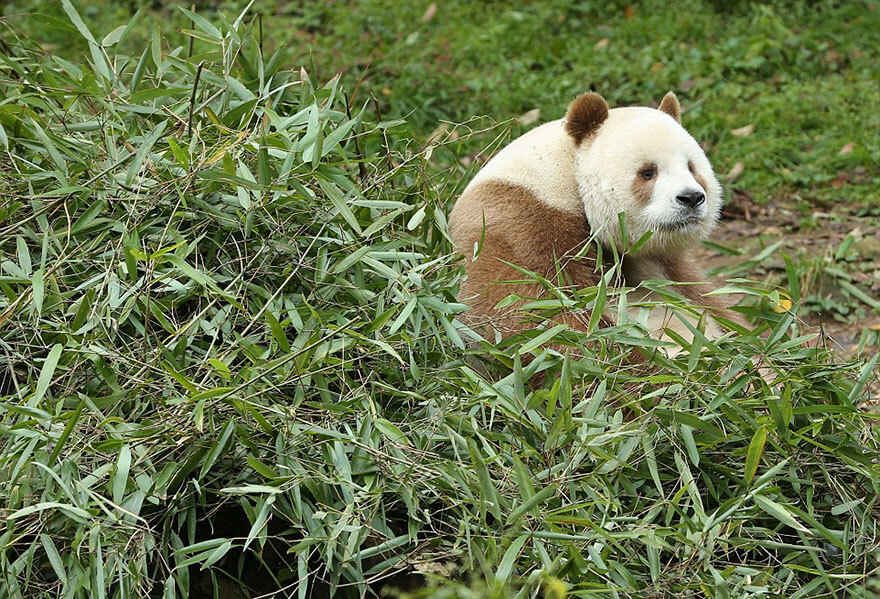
(463, 119), (582, 214)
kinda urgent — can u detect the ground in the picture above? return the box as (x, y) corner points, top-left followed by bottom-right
(712, 191), (880, 353)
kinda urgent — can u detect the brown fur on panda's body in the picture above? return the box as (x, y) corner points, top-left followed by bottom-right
(450, 180), (603, 338)
(449, 92), (738, 351)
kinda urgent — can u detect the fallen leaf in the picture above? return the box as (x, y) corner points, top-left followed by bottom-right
(726, 161), (744, 181)
(731, 124), (754, 137)
(825, 49), (842, 64)
(830, 171), (850, 187)
(594, 38), (609, 50)
(839, 142), (855, 155)
(650, 61), (663, 72)
(421, 2), (437, 23)
(517, 108), (541, 126)
(624, 5), (635, 19)
(381, 88), (392, 96)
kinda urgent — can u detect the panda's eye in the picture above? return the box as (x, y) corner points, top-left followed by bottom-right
(638, 165), (657, 181)
(687, 160), (696, 174)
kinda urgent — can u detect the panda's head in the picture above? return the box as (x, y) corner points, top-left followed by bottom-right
(564, 92), (722, 256)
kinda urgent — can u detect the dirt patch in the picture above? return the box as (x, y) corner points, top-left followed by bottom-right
(701, 191), (880, 357)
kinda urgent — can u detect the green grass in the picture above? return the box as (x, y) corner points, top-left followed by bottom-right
(1, 2), (880, 598)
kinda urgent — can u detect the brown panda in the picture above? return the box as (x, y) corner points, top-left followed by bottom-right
(449, 91), (738, 355)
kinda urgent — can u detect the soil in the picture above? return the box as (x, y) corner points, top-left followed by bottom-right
(703, 191), (880, 409)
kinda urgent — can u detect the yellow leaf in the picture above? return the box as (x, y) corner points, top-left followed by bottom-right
(544, 577), (568, 599)
(725, 161), (744, 182)
(773, 292), (793, 313)
(207, 129), (250, 166)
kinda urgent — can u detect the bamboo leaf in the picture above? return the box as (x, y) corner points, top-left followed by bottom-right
(34, 344), (63, 404)
(496, 535), (528, 582)
(61, 0), (98, 45)
(112, 445), (132, 503)
(754, 495), (810, 533)
(744, 426), (767, 486)
(126, 121), (168, 185)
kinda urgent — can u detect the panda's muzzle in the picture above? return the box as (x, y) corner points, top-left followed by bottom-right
(676, 190), (706, 209)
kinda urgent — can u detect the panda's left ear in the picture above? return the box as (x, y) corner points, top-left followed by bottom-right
(658, 91), (681, 123)
(564, 92), (609, 145)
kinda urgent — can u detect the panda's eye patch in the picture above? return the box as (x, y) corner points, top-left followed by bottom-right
(638, 164), (657, 181)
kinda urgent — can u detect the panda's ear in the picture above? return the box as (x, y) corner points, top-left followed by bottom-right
(564, 93), (609, 145)
(658, 91), (681, 123)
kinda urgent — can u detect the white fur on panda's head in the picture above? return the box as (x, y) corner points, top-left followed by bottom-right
(565, 92), (722, 256)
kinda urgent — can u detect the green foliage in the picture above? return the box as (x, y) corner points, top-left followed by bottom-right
(241, 0), (880, 205)
(1, 3), (879, 599)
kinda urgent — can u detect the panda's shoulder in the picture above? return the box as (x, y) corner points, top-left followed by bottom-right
(470, 120), (566, 178)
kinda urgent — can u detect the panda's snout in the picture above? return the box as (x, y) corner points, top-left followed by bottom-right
(675, 190), (705, 209)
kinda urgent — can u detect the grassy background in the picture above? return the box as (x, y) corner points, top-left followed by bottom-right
(1, 1), (879, 598)
(9, 0), (880, 202)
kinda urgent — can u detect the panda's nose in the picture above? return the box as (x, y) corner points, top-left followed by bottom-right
(676, 190), (705, 209)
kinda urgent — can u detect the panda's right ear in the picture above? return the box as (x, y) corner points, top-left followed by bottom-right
(564, 93), (609, 145)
